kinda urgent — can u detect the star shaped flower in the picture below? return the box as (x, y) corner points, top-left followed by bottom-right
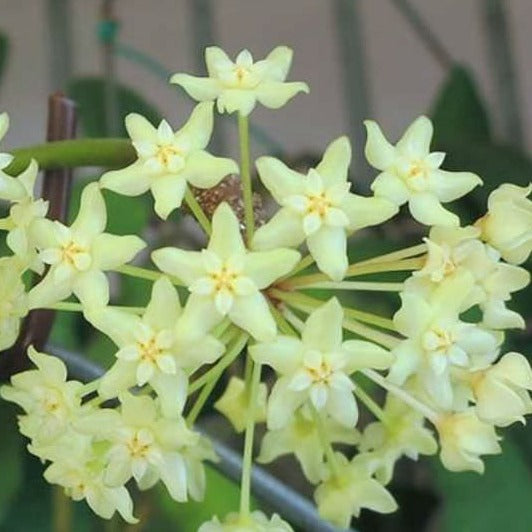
(152, 202), (300, 341)
(84, 277), (224, 417)
(100, 102), (238, 219)
(253, 137), (398, 280)
(0, 160), (49, 272)
(251, 298), (393, 429)
(171, 46), (309, 116)
(28, 183), (145, 309)
(365, 116), (482, 226)
(199, 511), (294, 532)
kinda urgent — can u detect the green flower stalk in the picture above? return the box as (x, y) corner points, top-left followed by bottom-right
(0, 44), (531, 531)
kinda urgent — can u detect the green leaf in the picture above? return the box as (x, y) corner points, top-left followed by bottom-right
(66, 77), (162, 138)
(0, 33), (9, 87)
(431, 66), (491, 147)
(433, 438), (532, 532)
(0, 403), (23, 525)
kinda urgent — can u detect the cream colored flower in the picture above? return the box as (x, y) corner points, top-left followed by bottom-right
(0, 256), (28, 351)
(359, 394), (437, 484)
(0, 160), (49, 272)
(390, 273), (500, 409)
(152, 202), (300, 341)
(436, 409), (501, 473)
(171, 46), (309, 116)
(470, 352), (532, 427)
(0, 347), (83, 445)
(28, 183), (145, 309)
(314, 453), (397, 528)
(258, 406), (359, 484)
(100, 103), (238, 219)
(253, 137), (398, 280)
(214, 376), (267, 432)
(476, 183), (532, 264)
(75, 392), (208, 503)
(199, 511), (293, 532)
(0, 112), (15, 178)
(252, 298), (393, 429)
(365, 116), (481, 226)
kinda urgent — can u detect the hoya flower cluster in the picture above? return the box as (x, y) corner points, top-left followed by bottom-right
(1, 46), (531, 530)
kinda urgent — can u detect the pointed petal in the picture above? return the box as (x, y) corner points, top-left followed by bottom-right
(151, 248), (204, 285)
(151, 175), (187, 219)
(370, 171), (410, 205)
(217, 89), (256, 116)
(27, 273), (72, 309)
(306, 225), (348, 281)
(408, 193), (459, 226)
(315, 136), (351, 187)
(99, 161), (152, 196)
(143, 276), (181, 329)
(98, 360), (137, 399)
(174, 102), (214, 150)
(302, 298), (343, 352)
(250, 336), (303, 375)
(205, 46), (234, 77)
(364, 120), (396, 170)
(267, 377), (306, 429)
(431, 169), (482, 202)
(71, 182), (106, 238)
(178, 293), (223, 338)
(255, 156), (305, 204)
(229, 292), (277, 341)
(255, 81), (309, 109)
(208, 203), (245, 259)
(181, 151), (238, 189)
(84, 306), (140, 346)
(341, 194), (398, 232)
(396, 115), (433, 157)
(255, 46), (293, 81)
(342, 340), (393, 372)
(170, 74), (220, 101)
(151, 370), (188, 418)
(125, 113), (158, 143)
(92, 233), (145, 270)
(73, 270), (110, 309)
(251, 207), (305, 250)
(244, 249), (300, 288)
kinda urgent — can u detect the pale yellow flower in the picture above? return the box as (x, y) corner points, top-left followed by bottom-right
(28, 183), (145, 309)
(470, 352), (532, 427)
(100, 103), (238, 219)
(171, 46), (308, 116)
(214, 376), (267, 432)
(365, 116), (481, 226)
(477, 183), (532, 265)
(199, 511), (293, 532)
(314, 453), (397, 528)
(253, 137), (397, 280)
(436, 409), (501, 473)
(152, 202), (300, 341)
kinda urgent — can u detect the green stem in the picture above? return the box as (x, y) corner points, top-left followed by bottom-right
(279, 254), (315, 281)
(116, 264), (183, 285)
(185, 186), (212, 235)
(356, 243), (427, 266)
(52, 486), (71, 532)
(310, 404), (341, 479)
(45, 302), (144, 314)
(6, 138), (135, 176)
(238, 113), (254, 244)
(353, 384), (389, 425)
(267, 301), (298, 336)
(281, 306), (306, 333)
(342, 317), (399, 349)
(187, 333), (248, 417)
(296, 281), (404, 292)
(362, 368), (438, 423)
(239, 358), (262, 517)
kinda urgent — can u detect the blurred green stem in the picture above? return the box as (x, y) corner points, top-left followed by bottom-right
(52, 486), (71, 532)
(238, 113), (254, 245)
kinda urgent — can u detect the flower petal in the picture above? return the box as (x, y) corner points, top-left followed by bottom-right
(255, 156), (305, 204)
(315, 136), (351, 187)
(408, 193), (459, 226)
(250, 335), (303, 375)
(100, 161), (152, 196)
(170, 74), (221, 101)
(251, 207), (305, 250)
(71, 183), (106, 239)
(396, 115), (433, 158)
(151, 248), (204, 285)
(364, 120), (396, 170)
(92, 234), (145, 270)
(306, 225), (348, 281)
(181, 150), (238, 189)
(208, 203), (246, 259)
(341, 194), (398, 232)
(143, 276), (181, 329)
(255, 81), (309, 109)
(302, 298), (343, 352)
(151, 175), (187, 219)
(244, 248), (300, 288)
(229, 292), (277, 341)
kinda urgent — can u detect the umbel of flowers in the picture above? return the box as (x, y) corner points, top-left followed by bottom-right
(0, 45), (531, 530)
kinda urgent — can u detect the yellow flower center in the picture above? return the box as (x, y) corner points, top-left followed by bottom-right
(137, 336), (163, 364)
(306, 193), (332, 219)
(306, 360), (334, 384)
(60, 241), (86, 266)
(127, 433), (151, 459)
(209, 265), (240, 294)
(156, 144), (181, 167)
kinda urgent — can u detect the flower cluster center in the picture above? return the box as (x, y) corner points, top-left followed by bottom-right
(305, 359), (334, 384)
(137, 336), (163, 364)
(209, 265), (240, 294)
(61, 241), (87, 267)
(306, 192), (332, 219)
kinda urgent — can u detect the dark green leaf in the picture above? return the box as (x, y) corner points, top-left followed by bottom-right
(0, 33), (9, 87)
(67, 77), (162, 138)
(0, 403), (23, 524)
(433, 438), (532, 532)
(431, 66), (491, 147)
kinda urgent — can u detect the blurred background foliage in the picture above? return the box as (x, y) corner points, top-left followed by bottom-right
(0, 1), (531, 531)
